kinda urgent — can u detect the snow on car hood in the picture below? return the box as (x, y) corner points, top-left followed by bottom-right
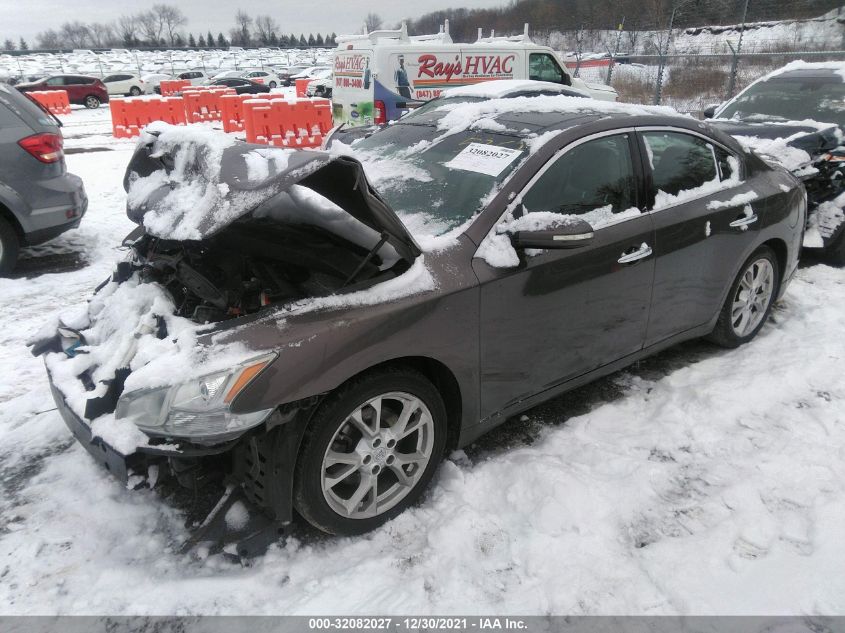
(123, 122), (421, 262)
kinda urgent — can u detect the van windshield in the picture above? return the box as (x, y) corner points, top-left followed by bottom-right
(352, 123), (528, 237)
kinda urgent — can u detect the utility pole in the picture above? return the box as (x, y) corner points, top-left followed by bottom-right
(653, 6), (676, 105)
(606, 16), (625, 84)
(726, 0), (750, 99)
(574, 23), (585, 78)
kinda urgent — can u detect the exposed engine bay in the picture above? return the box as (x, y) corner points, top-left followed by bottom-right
(125, 216), (406, 324)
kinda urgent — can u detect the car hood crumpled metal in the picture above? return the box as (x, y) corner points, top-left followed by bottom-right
(122, 128), (421, 262)
(708, 118), (842, 158)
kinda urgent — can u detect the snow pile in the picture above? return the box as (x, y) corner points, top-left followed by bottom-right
(243, 147), (293, 182)
(126, 122), (238, 240)
(476, 206), (641, 268)
(806, 189), (845, 247)
(707, 191), (759, 210)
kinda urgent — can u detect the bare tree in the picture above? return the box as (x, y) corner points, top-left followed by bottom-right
(234, 10), (253, 46)
(117, 14), (139, 46)
(60, 21), (91, 48)
(364, 12), (383, 33)
(255, 15), (279, 45)
(88, 22), (115, 48)
(36, 29), (62, 49)
(138, 11), (165, 45)
(153, 4), (187, 46)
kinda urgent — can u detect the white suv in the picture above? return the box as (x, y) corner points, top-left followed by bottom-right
(102, 73), (148, 97)
(241, 70), (281, 88)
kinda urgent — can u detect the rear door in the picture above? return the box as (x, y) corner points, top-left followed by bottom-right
(638, 128), (760, 345)
(474, 130), (655, 419)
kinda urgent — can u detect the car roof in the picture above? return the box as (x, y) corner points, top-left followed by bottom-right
(398, 94), (686, 137)
(763, 61), (845, 83)
(441, 79), (574, 99)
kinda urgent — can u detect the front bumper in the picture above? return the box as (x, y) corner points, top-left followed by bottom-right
(47, 363), (237, 484)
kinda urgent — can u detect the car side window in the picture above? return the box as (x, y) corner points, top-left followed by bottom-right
(715, 145), (739, 181)
(521, 134), (637, 220)
(45, 77), (65, 86)
(103, 75), (119, 83)
(643, 131), (718, 198)
(528, 53), (566, 85)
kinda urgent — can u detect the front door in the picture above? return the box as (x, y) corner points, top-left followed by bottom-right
(474, 131), (655, 419)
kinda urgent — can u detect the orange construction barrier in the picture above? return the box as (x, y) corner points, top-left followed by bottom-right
(244, 97), (328, 149)
(295, 78), (310, 98)
(182, 88), (237, 123)
(110, 96), (187, 138)
(29, 90), (71, 115)
(159, 79), (191, 96)
(221, 93), (275, 133)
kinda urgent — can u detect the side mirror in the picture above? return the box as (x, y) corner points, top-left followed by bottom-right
(702, 104), (721, 119)
(511, 218), (594, 250)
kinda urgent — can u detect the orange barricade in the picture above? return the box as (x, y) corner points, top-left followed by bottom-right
(295, 78), (310, 98)
(182, 88), (237, 123)
(29, 90), (71, 115)
(221, 93), (275, 133)
(159, 79), (191, 96)
(244, 98), (327, 149)
(110, 96), (187, 138)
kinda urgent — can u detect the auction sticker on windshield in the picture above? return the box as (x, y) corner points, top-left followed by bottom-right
(445, 143), (523, 177)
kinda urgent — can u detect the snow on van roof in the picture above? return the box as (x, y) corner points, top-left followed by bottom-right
(441, 79), (571, 99)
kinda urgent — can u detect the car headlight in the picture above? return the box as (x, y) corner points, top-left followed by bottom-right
(115, 353), (277, 443)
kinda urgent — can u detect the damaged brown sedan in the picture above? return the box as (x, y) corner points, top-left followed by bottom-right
(32, 99), (804, 555)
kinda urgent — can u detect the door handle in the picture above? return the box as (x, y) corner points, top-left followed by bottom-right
(617, 243), (652, 264)
(729, 213), (758, 228)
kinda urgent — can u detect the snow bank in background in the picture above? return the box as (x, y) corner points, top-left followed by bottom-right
(807, 189), (845, 247)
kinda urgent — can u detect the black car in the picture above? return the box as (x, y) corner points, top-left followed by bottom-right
(33, 99), (803, 553)
(705, 63), (845, 263)
(208, 77), (271, 95)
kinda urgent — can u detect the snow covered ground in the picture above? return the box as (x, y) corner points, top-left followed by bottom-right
(1, 109), (845, 616)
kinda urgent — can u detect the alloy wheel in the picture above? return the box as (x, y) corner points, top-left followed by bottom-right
(320, 391), (435, 519)
(730, 258), (774, 337)
(85, 96), (99, 108)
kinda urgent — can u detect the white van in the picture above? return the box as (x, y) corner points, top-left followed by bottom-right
(331, 23), (616, 127)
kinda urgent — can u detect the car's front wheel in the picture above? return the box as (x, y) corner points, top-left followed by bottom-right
(269, 81), (277, 89)
(293, 368), (447, 535)
(0, 215), (20, 275)
(129, 86), (142, 96)
(84, 95), (101, 109)
(708, 245), (779, 348)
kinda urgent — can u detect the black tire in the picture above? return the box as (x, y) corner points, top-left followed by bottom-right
(825, 230), (845, 266)
(708, 245), (779, 348)
(293, 367), (447, 536)
(0, 215), (20, 275)
(84, 95), (100, 109)
(269, 81), (277, 89)
(129, 86), (142, 96)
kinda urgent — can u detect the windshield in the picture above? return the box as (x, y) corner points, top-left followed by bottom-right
(351, 123), (529, 237)
(718, 75), (845, 127)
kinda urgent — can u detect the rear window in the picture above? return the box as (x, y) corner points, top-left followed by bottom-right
(0, 83), (55, 130)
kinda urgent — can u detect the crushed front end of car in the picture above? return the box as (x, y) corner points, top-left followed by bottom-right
(30, 122), (420, 557)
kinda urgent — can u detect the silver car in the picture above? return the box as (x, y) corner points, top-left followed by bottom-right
(0, 83), (87, 273)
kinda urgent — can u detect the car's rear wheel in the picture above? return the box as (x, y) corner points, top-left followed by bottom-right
(129, 86), (142, 96)
(269, 81), (277, 89)
(84, 95), (100, 109)
(293, 368), (447, 535)
(0, 215), (20, 275)
(708, 245), (779, 348)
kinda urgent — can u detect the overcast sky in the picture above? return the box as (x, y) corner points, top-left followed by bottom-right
(2, 0), (505, 41)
